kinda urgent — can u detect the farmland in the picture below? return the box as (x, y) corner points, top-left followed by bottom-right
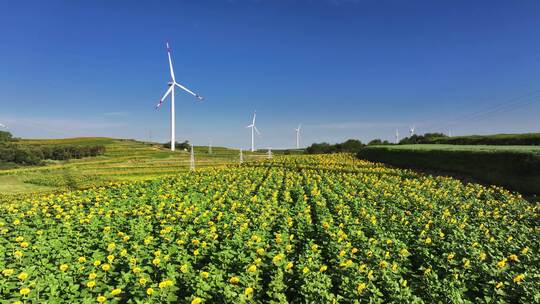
(1, 154), (538, 303)
(0, 138), (265, 195)
(358, 144), (540, 196)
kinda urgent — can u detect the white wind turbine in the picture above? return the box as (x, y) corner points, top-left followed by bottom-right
(295, 124), (301, 149)
(409, 125), (415, 137)
(0, 123), (7, 129)
(246, 111), (260, 152)
(395, 128), (399, 144)
(155, 42), (204, 151)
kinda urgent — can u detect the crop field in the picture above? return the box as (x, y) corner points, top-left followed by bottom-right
(0, 154), (538, 303)
(0, 138), (267, 195)
(358, 144), (540, 196)
(370, 144), (540, 155)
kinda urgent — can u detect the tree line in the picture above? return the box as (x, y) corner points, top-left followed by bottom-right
(0, 131), (105, 166)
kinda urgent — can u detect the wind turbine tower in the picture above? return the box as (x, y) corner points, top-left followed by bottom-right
(209, 138), (212, 154)
(239, 148), (244, 164)
(246, 111), (260, 152)
(295, 124), (302, 149)
(395, 128), (399, 144)
(409, 125), (415, 137)
(154, 42), (204, 151)
(267, 148), (273, 159)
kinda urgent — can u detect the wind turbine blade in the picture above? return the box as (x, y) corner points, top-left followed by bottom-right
(0, 123), (6, 128)
(166, 42), (175, 82)
(175, 83), (204, 101)
(155, 86), (173, 109)
(246, 124), (253, 128)
(254, 126), (260, 135)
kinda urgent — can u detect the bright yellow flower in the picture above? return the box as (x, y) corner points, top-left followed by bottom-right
(107, 255), (115, 262)
(59, 264), (69, 272)
(424, 237), (432, 245)
(285, 262), (294, 270)
(14, 251), (23, 258)
(229, 276), (240, 284)
(139, 278), (147, 285)
(94, 260), (102, 267)
(191, 297), (203, 304)
(509, 254), (519, 262)
(152, 258), (160, 266)
(20, 242), (29, 248)
(17, 272), (28, 280)
(496, 258), (507, 269)
(479, 252), (487, 261)
(319, 265), (328, 272)
(302, 267), (309, 274)
(201, 271), (209, 279)
(87, 281), (96, 288)
(247, 265), (257, 273)
(159, 279), (173, 289)
(495, 282), (504, 289)
(447, 253), (455, 261)
(89, 272), (97, 279)
(20, 287), (30, 295)
(244, 287), (254, 297)
(146, 288), (154, 295)
(2, 269), (14, 276)
(97, 295), (106, 303)
(357, 282), (367, 293)
(111, 288), (122, 296)
(78, 257), (87, 263)
(102, 264), (111, 271)
(513, 274), (525, 283)
(180, 264), (189, 273)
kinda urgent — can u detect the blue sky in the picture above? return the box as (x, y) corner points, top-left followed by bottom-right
(1, 0), (539, 148)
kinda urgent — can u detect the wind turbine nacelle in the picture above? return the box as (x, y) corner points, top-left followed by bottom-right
(168, 81), (174, 86)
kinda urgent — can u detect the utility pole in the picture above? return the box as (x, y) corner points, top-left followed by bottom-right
(190, 145), (195, 171)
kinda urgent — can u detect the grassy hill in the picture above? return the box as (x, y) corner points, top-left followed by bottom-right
(358, 144), (540, 195)
(0, 137), (267, 194)
(425, 133), (540, 145)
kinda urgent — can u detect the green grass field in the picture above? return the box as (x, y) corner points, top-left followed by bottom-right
(358, 144), (540, 195)
(425, 132), (540, 146)
(375, 144), (540, 155)
(0, 137), (269, 195)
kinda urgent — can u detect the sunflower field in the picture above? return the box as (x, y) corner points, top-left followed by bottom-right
(0, 154), (538, 303)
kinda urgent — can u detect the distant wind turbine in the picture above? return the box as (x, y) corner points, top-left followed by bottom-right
(246, 111), (260, 152)
(409, 125), (415, 137)
(395, 128), (399, 144)
(154, 42), (204, 151)
(295, 124), (302, 149)
(0, 123), (7, 129)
